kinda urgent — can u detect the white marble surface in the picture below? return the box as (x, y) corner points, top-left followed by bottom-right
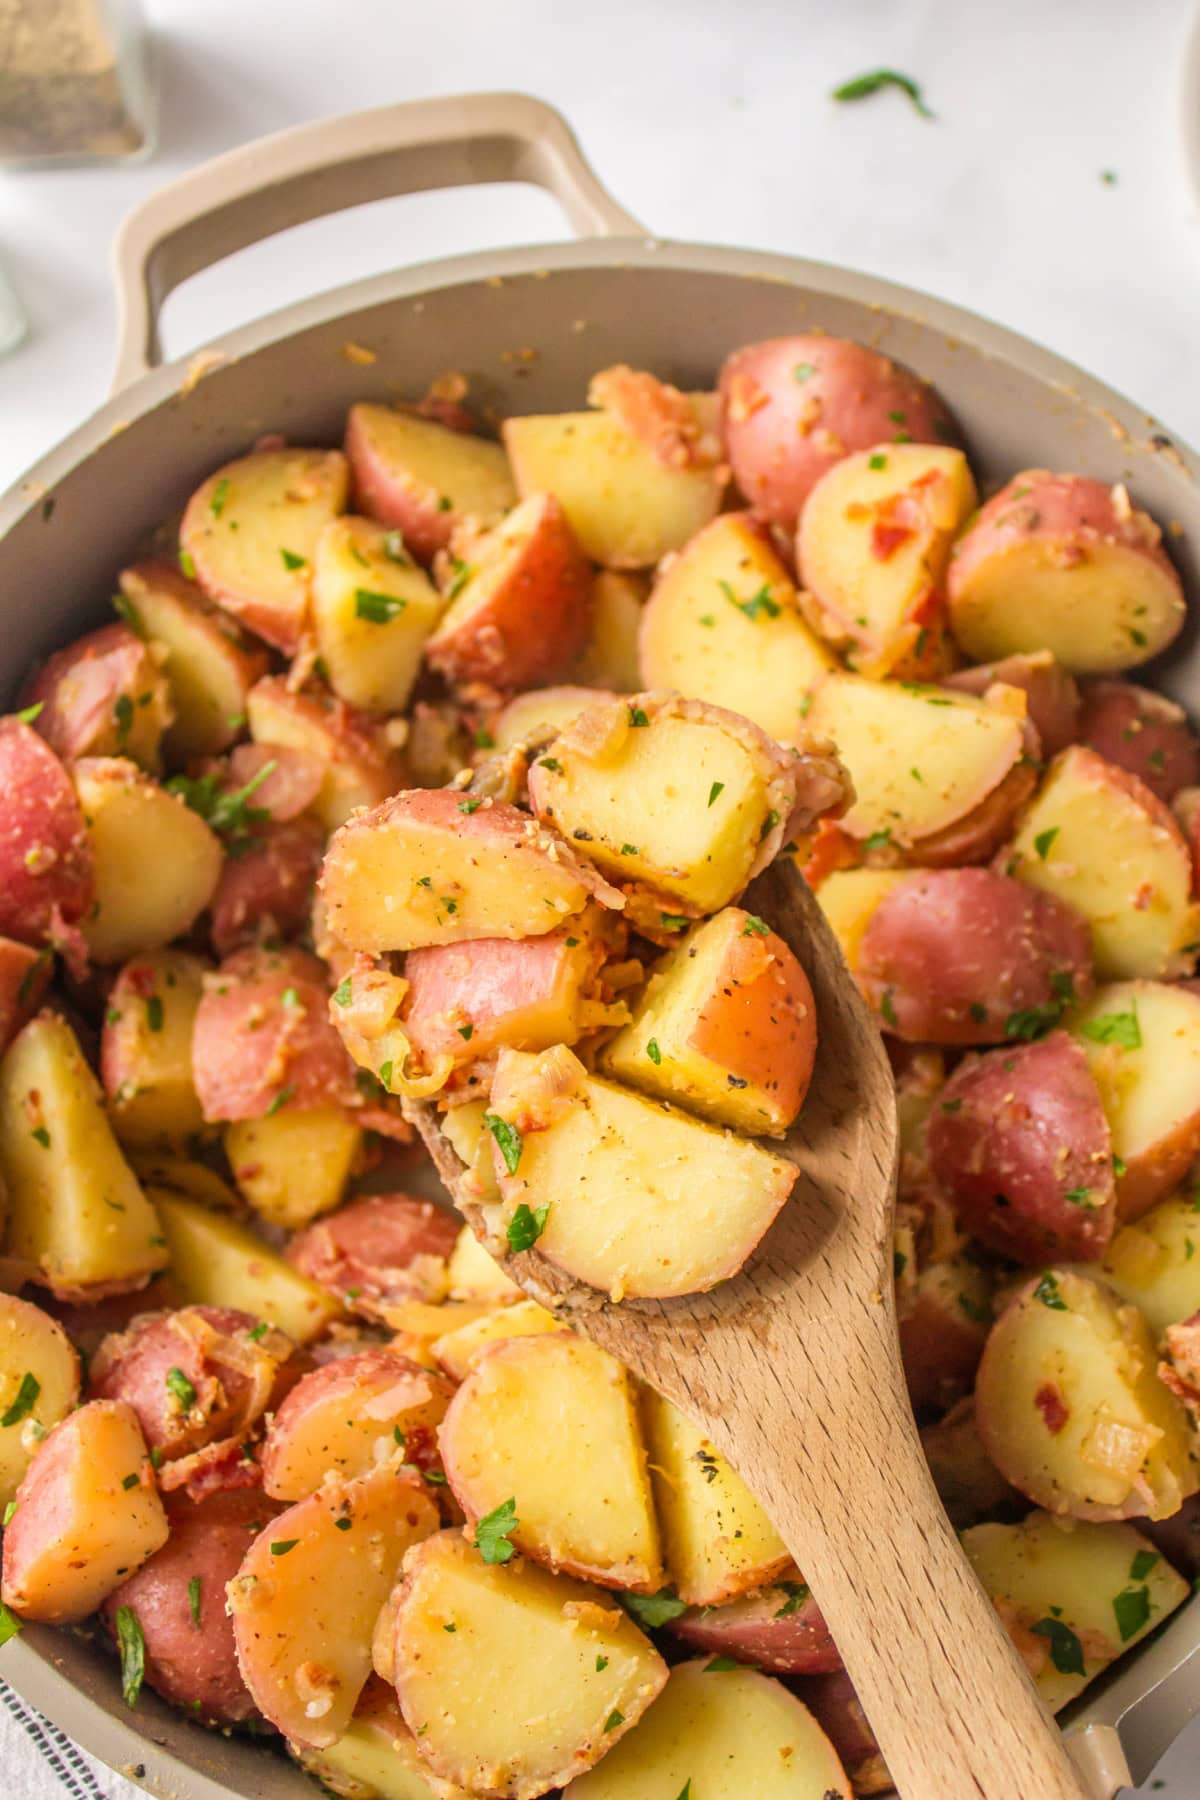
(0, 0), (1199, 1792)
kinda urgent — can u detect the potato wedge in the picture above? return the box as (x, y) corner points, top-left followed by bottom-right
(805, 673), (1026, 847)
(432, 1298), (564, 1383)
(73, 757), (223, 964)
(21, 622), (174, 773)
(637, 514), (832, 745)
(445, 1224), (523, 1304)
(572, 570), (646, 693)
(320, 788), (606, 954)
(180, 447), (349, 653)
(1009, 746), (1200, 981)
(0, 718), (93, 952)
(0, 1012), (168, 1299)
(439, 1333), (662, 1591)
(100, 948), (208, 1147)
(391, 1528), (667, 1799)
(945, 650), (1082, 757)
(963, 1510), (1189, 1712)
(262, 1349), (455, 1500)
(293, 1678), (472, 1800)
(638, 1385), (790, 1605)
(600, 907), (816, 1135)
(974, 1268), (1198, 1520)
(947, 471), (1185, 673)
(118, 561), (268, 759)
(1096, 1192), (1200, 1333)
(528, 691), (831, 916)
(230, 1458), (439, 1746)
(797, 443), (977, 679)
(561, 1659), (849, 1800)
(149, 1187), (342, 1344)
(312, 516), (444, 714)
(247, 675), (405, 833)
(487, 1045), (797, 1301)
(225, 1106), (362, 1230)
(0, 1295), (80, 1506)
(345, 405), (516, 565)
(1071, 979), (1200, 1220)
(426, 494), (593, 692)
(503, 407), (725, 568)
(1, 1398), (166, 1621)
(1078, 680), (1200, 803)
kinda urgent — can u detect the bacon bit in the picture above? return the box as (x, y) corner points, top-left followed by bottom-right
(871, 520), (917, 561)
(797, 819), (862, 890)
(1132, 882), (1154, 911)
(1034, 1382), (1070, 1434)
(588, 364), (719, 470)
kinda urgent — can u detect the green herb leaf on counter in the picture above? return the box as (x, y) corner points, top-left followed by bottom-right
(506, 1203), (549, 1254)
(115, 1605), (146, 1705)
(474, 1497), (519, 1564)
(1, 1373), (39, 1428)
(1031, 1615), (1084, 1676)
(620, 1588), (687, 1629)
(833, 69), (934, 118)
(484, 1112), (523, 1175)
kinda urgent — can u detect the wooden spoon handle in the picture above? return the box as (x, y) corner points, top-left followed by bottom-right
(699, 1332), (1094, 1799)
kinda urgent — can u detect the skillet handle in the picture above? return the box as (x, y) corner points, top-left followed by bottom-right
(109, 91), (644, 393)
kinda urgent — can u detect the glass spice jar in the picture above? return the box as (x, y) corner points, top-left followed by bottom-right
(0, 0), (155, 167)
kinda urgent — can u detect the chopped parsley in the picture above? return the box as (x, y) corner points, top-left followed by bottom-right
(354, 588), (406, 623)
(0, 1603), (22, 1649)
(880, 989), (898, 1028)
(774, 1581), (811, 1617)
(121, 1472), (140, 1490)
(646, 1038), (662, 1065)
(209, 478), (231, 518)
(1, 1373), (39, 1428)
(248, 1322), (269, 1343)
(266, 1085), (293, 1117)
(627, 705), (650, 727)
(538, 756), (562, 773)
(112, 593), (148, 638)
(14, 702), (43, 726)
(708, 781), (724, 808)
(458, 1023), (474, 1041)
(1113, 1585), (1151, 1641)
(620, 1588), (687, 1628)
(165, 1367), (196, 1410)
(1033, 1272), (1067, 1312)
(957, 1293), (990, 1325)
(270, 1540), (300, 1556)
(484, 1112), (523, 1175)
(1034, 827), (1059, 861)
(741, 915), (770, 938)
(1031, 1615), (1084, 1676)
(604, 1710), (624, 1732)
(145, 994), (164, 1033)
(474, 1497), (519, 1564)
(113, 693), (134, 746)
(279, 548), (307, 571)
(868, 452), (888, 471)
(1130, 1549), (1160, 1582)
(446, 557), (474, 599)
(188, 1575), (202, 1627)
(30, 1127), (50, 1149)
(166, 758), (277, 852)
(506, 1202), (549, 1253)
(1081, 1008), (1141, 1050)
(115, 1605), (146, 1706)
(458, 797), (483, 815)
(864, 827), (892, 853)
(333, 978), (353, 1007)
(661, 914), (691, 932)
(178, 549), (197, 580)
(720, 578), (780, 622)
(793, 362), (817, 382)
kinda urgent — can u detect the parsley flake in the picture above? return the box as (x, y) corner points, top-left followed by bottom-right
(708, 781), (724, 807)
(115, 1606), (145, 1706)
(166, 1367), (196, 1409)
(188, 1575), (202, 1627)
(506, 1203), (549, 1253)
(1082, 1008), (1141, 1050)
(474, 1497), (520, 1564)
(279, 548), (306, 571)
(1031, 1615), (1084, 1676)
(1, 1373), (39, 1428)
(484, 1112), (523, 1175)
(646, 1038), (662, 1065)
(355, 588), (406, 623)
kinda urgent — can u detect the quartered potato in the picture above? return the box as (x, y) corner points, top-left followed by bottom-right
(1097, 1191), (1200, 1333)
(99, 947), (208, 1147)
(21, 621), (174, 772)
(246, 675), (405, 833)
(311, 515), (444, 714)
(293, 1678), (473, 1800)
(432, 1297), (564, 1383)
(0, 1295), (80, 1506)
(346, 404), (516, 565)
(262, 1349), (455, 1499)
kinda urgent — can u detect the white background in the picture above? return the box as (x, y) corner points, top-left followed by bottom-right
(0, 0), (1198, 1793)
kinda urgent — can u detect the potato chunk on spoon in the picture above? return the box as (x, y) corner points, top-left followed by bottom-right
(411, 854), (1099, 1800)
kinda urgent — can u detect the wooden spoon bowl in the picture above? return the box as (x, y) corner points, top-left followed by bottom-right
(411, 855), (1094, 1800)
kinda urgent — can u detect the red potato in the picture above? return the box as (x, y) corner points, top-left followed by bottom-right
(424, 493), (593, 692)
(246, 676), (405, 834)
(1077, 681), (1200, 802)
(345, 403), (517, 566)
(929, 1033), (1118, 1265)
(117, 561), (269, 759)
(667, 1581), (841, 1675)
(402, 923), (615, 1069)
(100, 1487), (284, 1726)
(719, 334), (956, 528)
(261, 1348), (455, 1499)
(0, 718), (93, 960)
(905, 758), (1040, 869)
(286, 1194), (461, 1318)
(791, 1670), (892, 1797)
(191, 945), (356, 1123)
(19, 622), (173, 772)
(99, 946), (208, 1146)
(897, 1256), (993, 1417)
(1, 1399), (167, 1622)
(180, 448), (350, 654)
(947, 471), (1186, 673)
(855, 869), (1093, 1045)
(221, 742), (326, 821)
(0, 935), (51, 1054)
(944, 650), (1082, 758)
(210, 816), (325, 958)
(89, 1304), (293, 1465)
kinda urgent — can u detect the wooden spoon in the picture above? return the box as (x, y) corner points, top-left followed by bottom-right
(410, 855), (1097, 1800)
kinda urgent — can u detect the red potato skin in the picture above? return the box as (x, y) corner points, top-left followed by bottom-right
(0, 934), (52, 1053)
(792, 1670), (892, 1797)
(719, 335), (956, 529)
(906, 759), (1040, 869)
(101, 1487), (284, 1726)
(286, 1194), (460, 1317)
(89, 1304), (289, 1463)
(209, 816), (325, 958)
(1077, 681), (1200, 803)
(403, 930), (592, 1063)
(18, 623), (168, 766)
(248, 676), (406, 815)
(685, 914), (818, 1127)
(425, 495), (593, 692)
(667, 1582), (841, 1675)
(221, 742), (326, 822)
(0, 718), (94, 958)
(261, 1348), (455, 1494)
(944, 653), (1082, 758)
(856, 869), (1093, 1045)
(898, 1274), (991, 1417)
(928, 1032), (1117, 1265)
(191, 945), (356, 1122)
(345, 405), (466, 565)
(947, 471), (1183, 624)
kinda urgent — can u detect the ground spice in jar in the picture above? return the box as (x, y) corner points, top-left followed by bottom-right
(0, 0), (148, 161)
